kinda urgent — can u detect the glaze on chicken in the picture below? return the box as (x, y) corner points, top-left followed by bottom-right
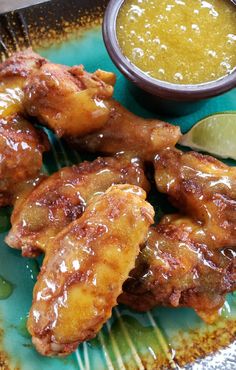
(0, 49), (45, 117)
(6, 155), (149, 257)
(1, 50), (181, 160)
(74, 100), (181, 160)
(28, 184), (154, 356)
(0, 114), (49, 206)
(1, 50), (235, 357)
(120, 215), (236, 323)
(120, 149), (236, 322)
(0, 50), (48, 205)
(24, 63), (115, 137)
(154, 148), (236, 248)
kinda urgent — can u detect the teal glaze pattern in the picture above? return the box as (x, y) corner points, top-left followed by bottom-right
(0, 25), (235, 370)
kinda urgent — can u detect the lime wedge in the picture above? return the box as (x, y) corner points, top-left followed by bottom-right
(179, 112), (236, 160)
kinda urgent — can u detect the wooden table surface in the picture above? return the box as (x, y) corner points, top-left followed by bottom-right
(0, 0), (49, 13)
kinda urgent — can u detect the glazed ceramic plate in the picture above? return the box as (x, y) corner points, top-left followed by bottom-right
(0, 1), (236, 369)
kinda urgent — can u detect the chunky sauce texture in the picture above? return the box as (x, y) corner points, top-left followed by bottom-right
(117, 0), (236, 84)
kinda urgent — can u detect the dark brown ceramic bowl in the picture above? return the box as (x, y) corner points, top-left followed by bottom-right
(103, 0), (236, 114)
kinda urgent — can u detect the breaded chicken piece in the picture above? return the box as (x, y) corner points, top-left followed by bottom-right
(27, 184), (154, 356)
(0, 49), (45, 79)
(74, 100), (181, 160)
(154, 148), (236, 248)
(0, 114), (49, 206)
(24, 63), (115, 137)
(6, 155), (149, 257)
(121, 149), (236, 323)
(0, 49), (45, 117)
(0, 51), (48, 206)
(120, 215), (236, 323)
(1, 51), (180, 160)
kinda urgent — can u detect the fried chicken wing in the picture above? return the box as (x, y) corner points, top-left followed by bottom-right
(120, 149), (236, 322)
(0, 50), (48, 206)
(74, 100), (181, 160)
(6, 155), (149, 257)
(1, 50), (180, 159)
(0, 114), (49, 206)
(154, 148), (236, 248)
(0, 49), (45, 117)
(0, 49), (45, 80)
(120, 215), (236, 323)
(27, 184), (154, 356)
(23, 63), (115, 137)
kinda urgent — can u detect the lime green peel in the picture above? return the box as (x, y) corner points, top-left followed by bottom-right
(179, 112), (236, 160)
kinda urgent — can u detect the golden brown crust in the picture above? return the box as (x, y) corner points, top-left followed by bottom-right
(120, 149), (236, 322)
(74, 100), (182, 160)
(154, 148), (236, 248)
(0, 49), (46, 79)
(0, 50), (47, 119)
(0, 114), (49, 206)
(24, 63), (115, 137)
(0, 50), (49, 206)
(6, 155), (149, 256)
(27, 185), (154, 356)
(120, 216), (236, 323)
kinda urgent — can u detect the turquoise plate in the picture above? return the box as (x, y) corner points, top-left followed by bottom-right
(0, 1), (235, 369)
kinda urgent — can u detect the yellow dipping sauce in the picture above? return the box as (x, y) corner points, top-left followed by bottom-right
(116, 0), (236, 84)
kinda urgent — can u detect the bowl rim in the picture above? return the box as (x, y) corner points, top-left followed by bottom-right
(102, 0), (236, 101)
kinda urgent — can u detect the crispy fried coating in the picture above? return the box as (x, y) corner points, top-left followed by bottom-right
(0, 50), (48, 206)
(23, 63), (115, 137)
(1, 50), (180, 159)
(6, 155), (149, 257)
(0, 49), (45, 79)
(0, 49), (45, 117)
(3, 50), (180, 158)
(120, 215), (236, 323)
(75, 100), (181, 160)
(27, 184), (154, 356)
(0, 114), (49, 206)
(120, 149), (236, 323)
(154, 148), (236, 248)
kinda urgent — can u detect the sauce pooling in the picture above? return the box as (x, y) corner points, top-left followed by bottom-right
(117, 0), (236, 84)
